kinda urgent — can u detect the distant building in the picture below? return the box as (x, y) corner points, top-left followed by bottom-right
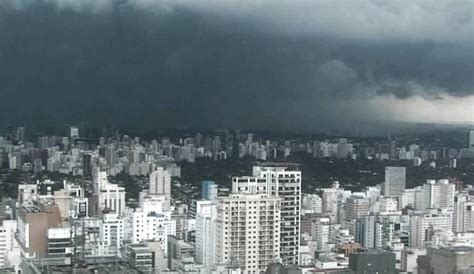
(82, 153), (92, 177)
(344, 195), (371, 235)
(149, 167), (171, 195)
(382, 167), (406, 196)
(202, 180), (217, 200)
(70, 126), (79, 138)
(16, 127), (25, 141)
(469, 130), (474, 149)
(422, 179), (456, 210)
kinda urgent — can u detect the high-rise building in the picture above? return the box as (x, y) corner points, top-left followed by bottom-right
(94, 169), (126, 216)
(215, 191), (281, 272)
(344, 195), (371, 235)
(100, 212), (124, 256)
(230, 163), (301, 265)
(422, 179), (456, 210)
(99, 183), (126, 217)
(382, 167), (406, 196)
(313, 216), (331, 251)
(82, 153), (92, 177)
(321, 181), (349, 222)
(149, 167), (171, 196)
(453, 193), (474, 232)
(356, 216), (396, 250)
(355, 215), (376, 249)
(194, 200), (217, 270)
(105, 145), (116, 165)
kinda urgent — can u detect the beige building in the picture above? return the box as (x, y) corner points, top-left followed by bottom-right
(16, 204), (62, 258)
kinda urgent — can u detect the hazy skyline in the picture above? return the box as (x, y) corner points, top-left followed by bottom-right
(0, 0), (472, 131)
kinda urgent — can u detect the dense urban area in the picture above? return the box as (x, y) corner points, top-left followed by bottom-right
(0, 125), (472, 273)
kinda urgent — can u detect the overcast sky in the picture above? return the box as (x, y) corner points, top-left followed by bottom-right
(0, 0), (472, 131)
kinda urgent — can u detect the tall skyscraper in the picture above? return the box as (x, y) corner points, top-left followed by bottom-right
(231, 163), (302, 265)
(382, 167), (406, 196)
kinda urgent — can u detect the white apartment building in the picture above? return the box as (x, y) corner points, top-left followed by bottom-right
(453, 194), (474, 232)
(100, 213), (124, 256)
(149, 167), (171, 196)
(0, 220), (17, 268)
(215, 192), (281, 273)
(302, 194), (322, 214)
(423, 179), (455, 210)
(399, 187), (424, 210)
(313, 217), (331, 251)
(99, 183), (126, 217)
(321, 182), (351, 223)
(410, 209), (453, 247)
(194, 200), (217, 270)
(229, 164), (301, 265)
(130, 210), (176, 250)
(93, 168), (126, 216)
(126, 194), (176, 250)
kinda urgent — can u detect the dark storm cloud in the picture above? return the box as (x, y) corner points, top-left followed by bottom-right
(0, 0), (472, 130)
